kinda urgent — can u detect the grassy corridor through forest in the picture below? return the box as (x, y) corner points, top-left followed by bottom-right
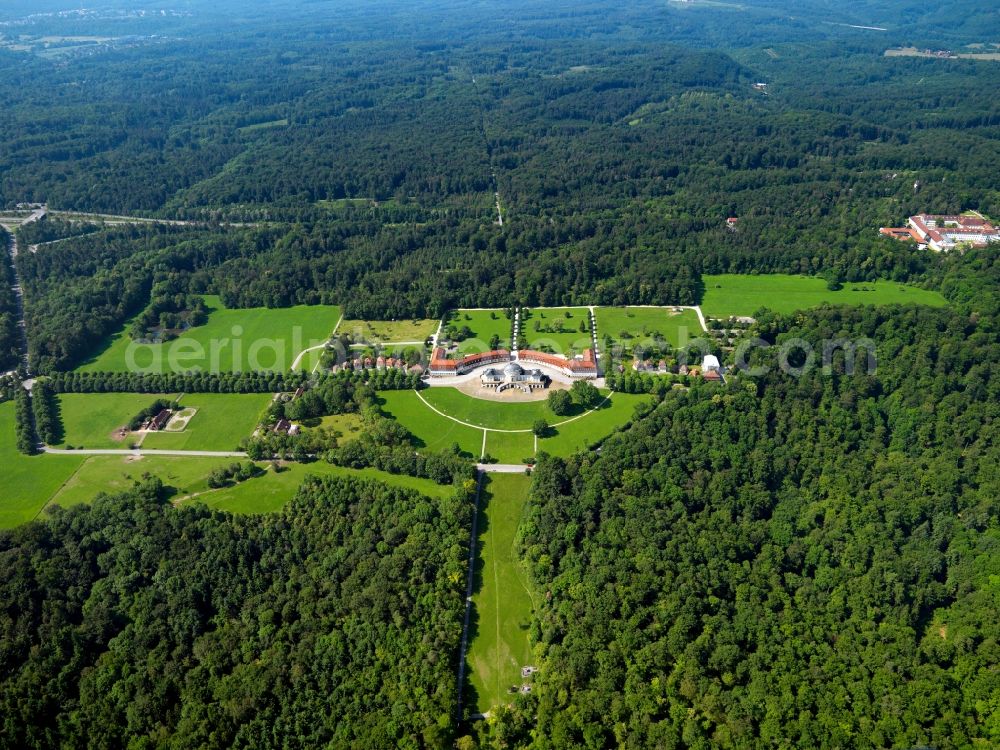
(466, 473), (535, 715)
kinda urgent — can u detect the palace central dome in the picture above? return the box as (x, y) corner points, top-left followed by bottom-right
(504, 362), (524, 378)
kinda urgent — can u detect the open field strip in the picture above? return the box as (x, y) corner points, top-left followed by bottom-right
(79, 295), (341, 373)
(701, 274), (947, 317)
(38, 454), (452, 518)
(466, 473), (536, 715)
(0, 403), (85, 528)
(44, 447), (245, 456)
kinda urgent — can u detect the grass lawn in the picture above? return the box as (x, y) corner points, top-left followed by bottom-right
(140, 393), (271, 451)
(539, 392), (651, 456)
(484, 432), (536, 465)
(420, 387), (608, 432)
(56, 393), (180, 449)
(466, 473), (536, 715)
(701, 274), (947, 318)
(339, 318), (437, 343)
(421, 388), (549, 431)
(380, 390), (484, 459)
(307, 413), (365, 443)
(386, 388), (647, 462)
(79, 295), (341, 373)
(595, 306), (704, 349)
(0, 403), (85, 528)
(47, 455), (236, 509)
(522, 307), (593, 355)
(195, 462), (454, 514)
(445, 310), (512, 354)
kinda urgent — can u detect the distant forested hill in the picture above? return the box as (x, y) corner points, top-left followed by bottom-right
(7, 0), (1000, 371)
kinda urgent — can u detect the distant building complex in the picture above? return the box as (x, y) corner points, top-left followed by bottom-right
(429, 346), (597, 381)
(881, 214), (1000, 252)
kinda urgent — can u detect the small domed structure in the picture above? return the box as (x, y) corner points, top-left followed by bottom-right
(504, 361), (524, 378)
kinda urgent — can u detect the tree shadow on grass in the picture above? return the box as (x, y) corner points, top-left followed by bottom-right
(374, 393), (429, 449)
(460, 475), (493, 719)
(49, 396), (66, 445)
(471, 476), (492, 599)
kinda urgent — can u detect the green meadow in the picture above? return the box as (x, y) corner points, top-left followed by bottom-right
(521, 307), (592, 354)
(380, 390), (485, 459)
(420, 387), (558, 431)
(595, 306), (705, 349)
(55, 393), (180, 448)
(55, 392), (268, 451)
(79, 295), (341, 373)
(447, 309), (513, 354)
(701, 274), (947, 318)
(484, 432), (536, 464)
(47, 455), (235, 509)
(339, 318), (438, 343)
(140, 393), (271, 451)
(466, 473), (536, 715)
(311, 413), (365, 442)
(194, 462), (454, 514)
(0, 402), (85, 528)
(538, 392), (650, 456)
(43, 455), (453, 517)
(382, 388), (648, 462)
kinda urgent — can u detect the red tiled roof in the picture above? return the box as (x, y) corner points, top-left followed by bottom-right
(880, 227), (920, 241)
(909, 214), (999, 247)
(520, 349), (597, 373)
(460, 349), (509, 367)
(430, 348), (509, 372)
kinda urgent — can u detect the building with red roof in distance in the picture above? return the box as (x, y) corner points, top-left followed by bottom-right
(906, 214), (999, 252)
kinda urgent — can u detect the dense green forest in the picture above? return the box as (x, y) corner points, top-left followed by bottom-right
(2, 0), (998, 373)
(0, 229), (22, 372)
(508, 276), (1000, 748)
(0, 475), (473, 747)
(1, 1), (999, 747)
